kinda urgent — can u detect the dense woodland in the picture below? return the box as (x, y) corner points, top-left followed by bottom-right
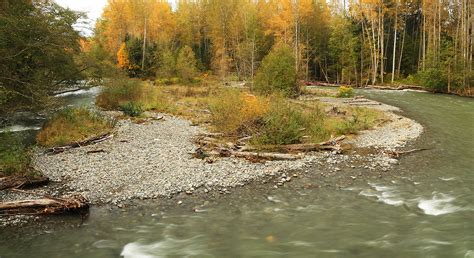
(0, 0), (472, 114)
(92, 0), (473, 94)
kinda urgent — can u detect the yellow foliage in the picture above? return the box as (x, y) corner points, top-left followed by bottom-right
(240, 93), (269, 122)
(116, 43), (130, 69)
(209, 90), (269, 136)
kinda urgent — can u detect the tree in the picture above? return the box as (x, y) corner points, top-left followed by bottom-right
(254, 44), (298, 97)
(0, 0), (82, 114)
(117, 43), (131, 70)
(156, 47), (176, 78)
(176, 46), (198, 82)
(328, 16), (359, 84)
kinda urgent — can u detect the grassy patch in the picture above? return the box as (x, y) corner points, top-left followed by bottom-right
(36, 107), (115, 147)
(0, 133), (31, 176)
(96, 77), (385, 148)
(324, 106), (384, 135)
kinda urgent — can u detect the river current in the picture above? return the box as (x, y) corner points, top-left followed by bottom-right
(0, 88), (472, 258)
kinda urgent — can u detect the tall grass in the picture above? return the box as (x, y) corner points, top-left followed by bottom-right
(36, 107), (115, 147)
(208, 90), (384, 146)
(96, 77), (176, 114)
(0, 133), (31, 176)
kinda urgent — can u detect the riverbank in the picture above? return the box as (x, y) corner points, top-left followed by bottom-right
(40, 98), (421, 202)
(0, 94), (423, 227)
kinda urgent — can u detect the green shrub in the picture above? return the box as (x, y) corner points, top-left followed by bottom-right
(176, 46), (198, 83)
(336, 86), (355, 98)
(417, 68), (447, 92)
(119, 102), (144, 117)
(96, 77), (144, 109)
(254, 44), (299, 97)
(36, 107), (115, 147)
(156, 48), (176, 78)
(255, 99), (306, 145)
(0, 133), (31, 175)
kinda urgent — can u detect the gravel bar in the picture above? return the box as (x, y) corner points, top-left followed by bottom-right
(32, 98), (423, 205)
(33, 115), (321, 204)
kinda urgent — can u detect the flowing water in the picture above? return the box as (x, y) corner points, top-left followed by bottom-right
(0, 89), (473, 258)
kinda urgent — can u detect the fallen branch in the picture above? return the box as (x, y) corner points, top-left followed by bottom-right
(0, 195), (89, 215)
(230, 151), (303, 161)
(86, 149), (106, 154)
(319, 135), (346, 146)
(0, 175), (49, 191)
(384, 148), (429, 158)
(46, 132), (114, 154)
(136, 116), (164, 124)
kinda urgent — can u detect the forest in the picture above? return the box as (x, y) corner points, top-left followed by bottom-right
(1, 0), (472, 116)
(91, 0), (472, 94)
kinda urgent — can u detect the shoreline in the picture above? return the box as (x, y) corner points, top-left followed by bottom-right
(0, 97), (423, 227)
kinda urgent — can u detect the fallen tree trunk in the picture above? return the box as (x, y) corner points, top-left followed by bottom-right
(46, 132), (114, 154)
(230, 151), (303, 161)
(366, 84), (425, 91)
(320, 135), (346, 146)
(384, 148), (429, 158)
(239, 143), (340, 153)
(235, 136), (346, 153)
(0, 175), (49, 191)
(0, 195), (89, 215)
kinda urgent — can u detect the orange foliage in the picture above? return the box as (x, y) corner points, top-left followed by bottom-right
(117, 43), (130, 69)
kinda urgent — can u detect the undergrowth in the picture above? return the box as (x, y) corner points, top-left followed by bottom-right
(96, 77), (384, 148)
(0, 133), (31, 176)
(36, 107), (115, 147)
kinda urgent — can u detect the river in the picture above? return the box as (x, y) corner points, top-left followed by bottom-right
(0, 89), (473, 258)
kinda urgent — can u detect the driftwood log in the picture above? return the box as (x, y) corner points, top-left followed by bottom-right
(366, 84), (425, 91)
(239, 135), (346, 153)
(384, 148), (428, 158)
(46, 132), (114, 154)
(193, 135), (347, 161)
(230, 151), (303, 161)
(0, 175), (49, 191)
(0, 195), (89, 216)
(303, 81), (425, 91)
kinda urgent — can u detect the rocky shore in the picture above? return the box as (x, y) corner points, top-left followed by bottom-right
(0, 97), (423, 226)
(33, 98), (421, 204)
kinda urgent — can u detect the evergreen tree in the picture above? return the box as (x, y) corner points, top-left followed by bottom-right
(176, 46), (198, 82)
(254, 44), (298, 97)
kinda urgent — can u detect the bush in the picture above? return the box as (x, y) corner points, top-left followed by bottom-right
(337, 86), (355, 98)
(255, 100), (307, 145)
(96, 78), (145, 110)
(0, 133), (31, 175)
(176, 46), (198, 83)
(417, 68), (447, 92)
(36, 107), (115, 147)
(119, 102), (144, 117)
(254, 44), (299, 97)
(156, 48), (176, 78)
(209, 89), (269, 136)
